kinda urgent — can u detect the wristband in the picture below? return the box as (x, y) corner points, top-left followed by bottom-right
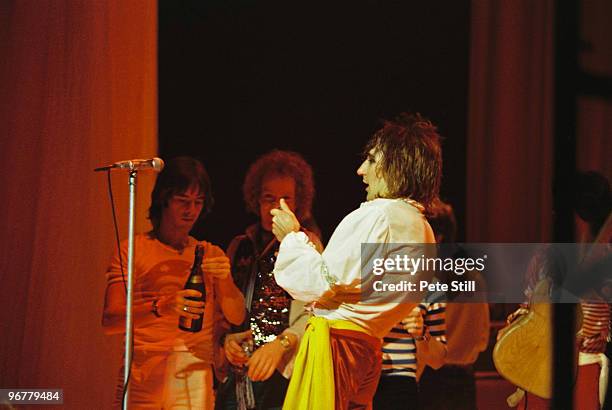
(278, 334), (291, 350)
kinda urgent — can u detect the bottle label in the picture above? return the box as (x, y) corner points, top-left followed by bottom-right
(187, 275), (203, 284)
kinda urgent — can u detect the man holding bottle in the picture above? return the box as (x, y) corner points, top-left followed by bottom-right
(101, 156), (244, 409)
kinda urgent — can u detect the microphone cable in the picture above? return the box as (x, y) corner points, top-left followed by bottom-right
(105, 170), (134, 409)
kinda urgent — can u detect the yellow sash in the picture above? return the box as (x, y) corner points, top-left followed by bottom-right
(283, 316), (369, 410)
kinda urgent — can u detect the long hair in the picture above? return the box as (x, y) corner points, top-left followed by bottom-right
(243, 150), (315, 220)
(148, 157), (214, 231)
(364, 112), (442, 207)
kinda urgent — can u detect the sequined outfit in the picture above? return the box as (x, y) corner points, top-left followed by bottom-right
(215, 224), (316, 410)
(249, 247), (291, 347)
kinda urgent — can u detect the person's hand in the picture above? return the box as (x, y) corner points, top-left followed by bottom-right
(270, 198), (300, 242)
(247, 339), (285, 381)
(158, 289), (205, 319)
(401, 308), (425, 338)
(224, 329), (252, 367)
(497, 307), (529, 341)
(506, 307), (529, 325)
(202, 255), (230, 280)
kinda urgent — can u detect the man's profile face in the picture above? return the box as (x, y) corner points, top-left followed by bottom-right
(259, 173), (297, 232)
(357, 148), (389, 201)
(161, 185), (205, 232)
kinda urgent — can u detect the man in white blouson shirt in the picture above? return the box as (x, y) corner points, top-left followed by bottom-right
(270, 112), (443, 410)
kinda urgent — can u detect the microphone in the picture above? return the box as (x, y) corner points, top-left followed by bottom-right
(94, 157), (165, 172)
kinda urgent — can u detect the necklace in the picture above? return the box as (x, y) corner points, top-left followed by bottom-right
(399, 197), (425, 213)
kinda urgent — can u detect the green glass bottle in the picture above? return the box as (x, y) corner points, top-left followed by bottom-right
(178, 244), (205, 332)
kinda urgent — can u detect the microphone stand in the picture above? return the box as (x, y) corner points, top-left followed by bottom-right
(96, 159), (161, 410)
(123, 169), (137, 409)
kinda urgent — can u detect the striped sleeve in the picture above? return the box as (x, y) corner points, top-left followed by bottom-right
(423, 302), (447, 344)
(579, 302), (610, 353)
(381, 324), (417, 378)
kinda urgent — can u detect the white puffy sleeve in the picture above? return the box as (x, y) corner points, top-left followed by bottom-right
(273, 231), (331, 302)
(274, 205), (391, 302)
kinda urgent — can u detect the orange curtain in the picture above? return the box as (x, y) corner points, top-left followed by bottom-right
(0, 1), (157, 408)
(466, 0), (555, 242)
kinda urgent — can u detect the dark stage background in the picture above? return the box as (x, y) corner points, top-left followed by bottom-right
(159, 0), (470, 247)
(1, 1), (609, 409)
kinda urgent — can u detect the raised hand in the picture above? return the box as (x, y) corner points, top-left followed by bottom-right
(270, 198), (300, 242)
